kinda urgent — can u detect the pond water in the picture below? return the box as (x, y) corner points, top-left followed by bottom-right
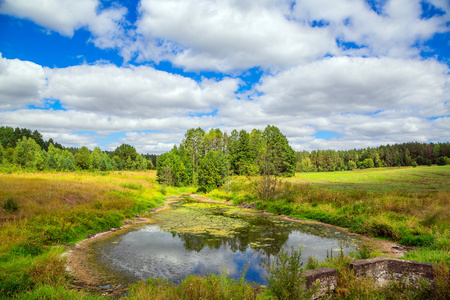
(89, 198), (360, 285)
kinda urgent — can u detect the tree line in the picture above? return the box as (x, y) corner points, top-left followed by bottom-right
(296, 142), (450, 172)
(0, 126), (153, 172)
(1, 126), (448, 180)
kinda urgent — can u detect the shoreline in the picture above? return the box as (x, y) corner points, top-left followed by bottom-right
(63, 194), (412, 295)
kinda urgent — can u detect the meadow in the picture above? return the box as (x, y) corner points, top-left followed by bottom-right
(0, 166), (449, 299)
(209, 166), (450, 264)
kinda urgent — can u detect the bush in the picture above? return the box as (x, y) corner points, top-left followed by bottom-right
(3, 197), (19, 212)
(266, 246), (316, 299)
(361, 158), (374, 169)
(436, 156), (448, 166)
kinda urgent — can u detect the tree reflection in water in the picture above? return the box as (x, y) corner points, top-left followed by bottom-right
(89, 199), (360, 285)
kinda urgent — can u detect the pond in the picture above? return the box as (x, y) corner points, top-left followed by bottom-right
(88, 198), (360, 286)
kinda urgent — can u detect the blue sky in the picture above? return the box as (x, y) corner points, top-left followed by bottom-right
(0, 0), (449, 153)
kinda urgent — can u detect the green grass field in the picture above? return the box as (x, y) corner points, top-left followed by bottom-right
(289, 166), (450, 193)
(0, 166), (449, 299)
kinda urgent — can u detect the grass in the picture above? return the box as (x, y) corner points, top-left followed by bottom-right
(1, 166), (449, 299)
(289, 166), (450, 193)
(0, 170), (166, 298)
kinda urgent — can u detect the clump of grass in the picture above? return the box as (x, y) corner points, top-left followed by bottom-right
(3, 197), (18, 212)
(119, 182), (143, 190)
(128, 269), (259, 300)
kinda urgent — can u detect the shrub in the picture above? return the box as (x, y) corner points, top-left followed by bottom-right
(436, 156), (448, 166)
(266, 246), (316, 299)
(3, 197), (19, 212)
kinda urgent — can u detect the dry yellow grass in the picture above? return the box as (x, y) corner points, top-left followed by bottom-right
(0, 170), (158, 223)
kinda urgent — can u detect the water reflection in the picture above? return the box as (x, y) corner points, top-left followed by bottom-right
(89, 200), (360, 285)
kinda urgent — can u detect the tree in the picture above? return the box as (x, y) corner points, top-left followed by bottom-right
(46, 154), (57, 170)
(90, 147), (102, 170)
(300, 157), (313, 172)
(231, 130), (253, 175)
(198, 151), (228, 192)
(114, 144), (137, 162)
(182, 127), (205, 176)
(262, 125), (296, 176)
(433, 144), (441, 163)
(135, 154), (148, 170)
(13, 137), (45, 170)
(156, 148), (193, 186)
(74, 146), (90, 170)
(405, 149), (412, 166)
(253, 145), (279, 200)
(99, 156), (108, 171)
(62, 157), (75, 171)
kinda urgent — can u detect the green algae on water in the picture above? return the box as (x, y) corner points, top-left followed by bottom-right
(152, 202), (250, 237)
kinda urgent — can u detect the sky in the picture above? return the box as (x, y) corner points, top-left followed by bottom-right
(0, 0), (449, 154)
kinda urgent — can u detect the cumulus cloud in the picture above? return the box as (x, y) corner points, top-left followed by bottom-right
(0, 54), (46, 109)
(114, 131), (183, 153)
(0, 0), (130, 56)
(291, 0), (450, 57)
(44, 63), (239, 118)
(131, 0), (450, 71)
(135, 0), (337, 72)
(2, 0), (448, 72)
(255, 56), (450, 118)
(0, 0), (99, 36)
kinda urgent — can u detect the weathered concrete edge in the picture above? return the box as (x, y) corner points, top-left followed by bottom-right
(306, 267), (337, 298)
(305, 257), (446, 298)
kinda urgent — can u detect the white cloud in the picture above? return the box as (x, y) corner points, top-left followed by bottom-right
(0, 0), (98, 37)
(0, 54), (46, 109)
(255, 56), (450, 118)
(41, 132), (97, 149)
(0, 0), (130, 55)
(115, 131), (183, 154)
(131, 0), (450, 72)
(44, 63), (239, 118)
(291, 0), (450, 58)
(2, 0), (448, 72)
(0, 109), (217, 134)
(135, 0), (337, 72)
